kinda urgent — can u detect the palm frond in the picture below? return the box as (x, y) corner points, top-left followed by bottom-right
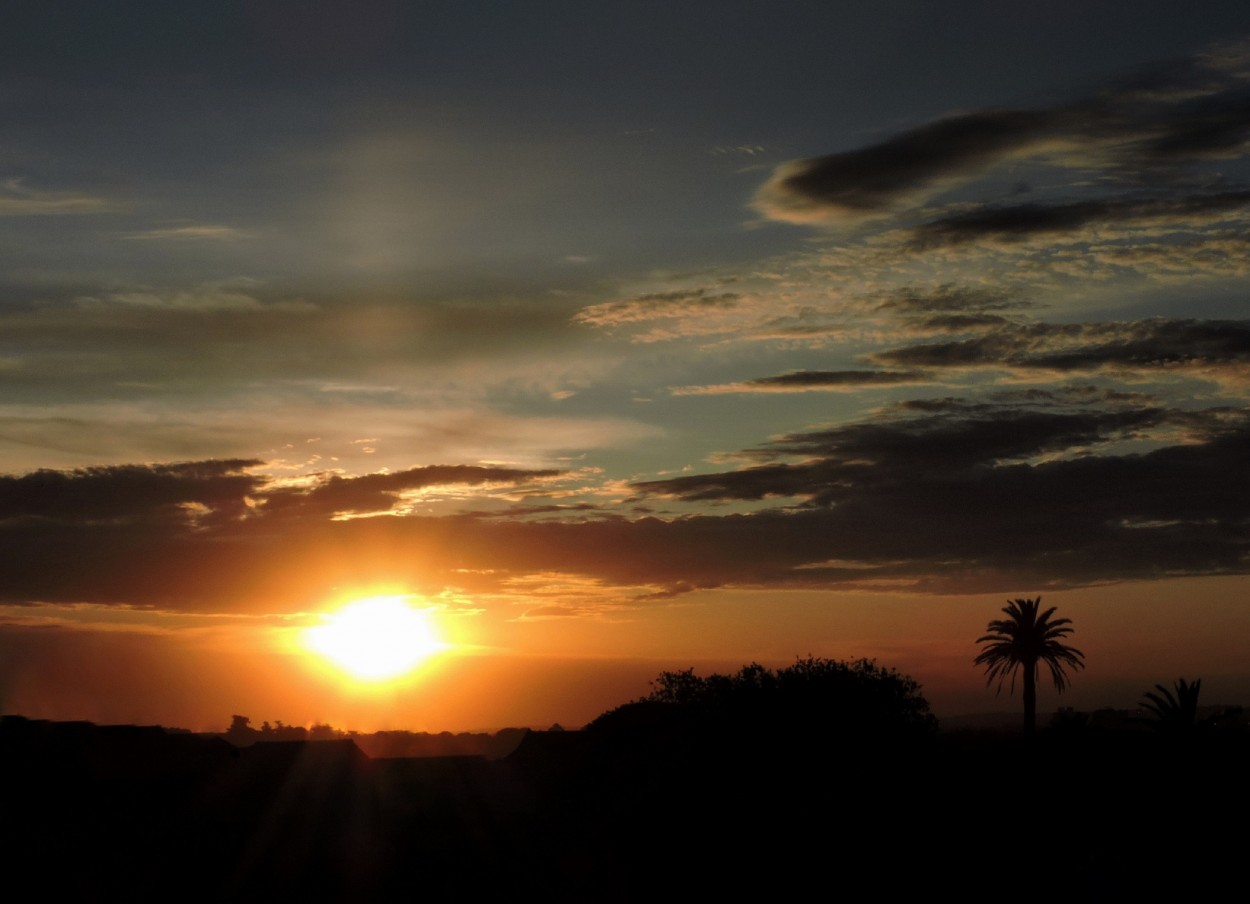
(973, 596), (1084, 695)
(1140, 677), (1201, 729)
(1140, 685), (1177, 719)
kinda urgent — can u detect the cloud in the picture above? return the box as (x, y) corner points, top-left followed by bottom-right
(877, 285), (1024, 314)
(0, 392), (660, 482)
(123, 225), (250, 241)
(618, 397), (1250, 591)
(0, 285), (618, 429)
(74, 283), (304, 313)
(634, 399), (1194, 504)
(710, 145), (766, 157)
(0, 178), (119, 216)
(0, 459), (264, 519)
(754, 109), (1055, 225)
(1, 387), (1247, 611)
(910, 192), (1250, 247)
(916, 314), (1013, 333)
(0, 459), (570, 608)
(573, 289), (740, 328)
(671, 369), (930, 395)
(0, 460), (562, 530)
(753, 40), (1250, 227)
(259, 465), (564, 518)
(874, 317), (1250, 376)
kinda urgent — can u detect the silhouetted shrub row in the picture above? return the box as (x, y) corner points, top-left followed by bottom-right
(588, 656), (937, 745)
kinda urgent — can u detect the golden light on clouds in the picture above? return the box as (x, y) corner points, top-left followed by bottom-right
(301, 594), (448, 683)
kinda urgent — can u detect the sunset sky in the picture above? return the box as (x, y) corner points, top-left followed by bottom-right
(3, 2), (1250, 732)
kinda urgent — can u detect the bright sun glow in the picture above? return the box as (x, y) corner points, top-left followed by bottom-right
(302, 595), (445, 682)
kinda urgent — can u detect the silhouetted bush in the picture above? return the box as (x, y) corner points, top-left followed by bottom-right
(588, 656), (937, 748)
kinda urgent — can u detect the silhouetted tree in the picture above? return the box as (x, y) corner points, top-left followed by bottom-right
(975, 597), (1084, 735)
(225, 714), (259, 746)
(594, 656), (936, 741)
(1048, 706), (1090, 733)
(1140, 678), (1201, 731)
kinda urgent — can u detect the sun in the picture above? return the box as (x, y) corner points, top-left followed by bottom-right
(302, 595), (446, 682)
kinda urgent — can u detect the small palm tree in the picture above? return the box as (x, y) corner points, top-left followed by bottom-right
(1140, 678), (1201, 731)
(975, 596), (1084, 734)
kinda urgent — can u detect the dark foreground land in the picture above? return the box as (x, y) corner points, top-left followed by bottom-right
(1, 713), (1245, 902)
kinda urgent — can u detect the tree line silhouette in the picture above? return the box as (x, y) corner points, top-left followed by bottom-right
(593, 655), (936, 737)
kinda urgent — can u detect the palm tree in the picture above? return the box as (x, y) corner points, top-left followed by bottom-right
(975, 597), (1084, 734)
(1140, 678), (1201, 731)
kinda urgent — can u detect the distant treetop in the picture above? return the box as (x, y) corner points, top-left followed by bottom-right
(591, 656), (937, 740)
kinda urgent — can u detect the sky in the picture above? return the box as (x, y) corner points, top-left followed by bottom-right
(3, 1), (1250, 732)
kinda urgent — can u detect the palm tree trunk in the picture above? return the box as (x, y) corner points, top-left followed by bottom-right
(1022, 659), (1036, 735)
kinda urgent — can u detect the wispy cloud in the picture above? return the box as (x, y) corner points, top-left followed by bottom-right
(123, 225), (250, 241)
(258, 465), (565, 519)
(671, 369), (930, 395)
(574, 289), (740, 328)
(874, 317), (1250, 380)
(754, 109), (1057, 226)
(753, 39), (1250, 227)
(0, 178), (119, 216)
(73, 282), (301, 313)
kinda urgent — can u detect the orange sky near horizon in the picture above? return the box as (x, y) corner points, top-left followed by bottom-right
(3, 576), (1247, 733)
